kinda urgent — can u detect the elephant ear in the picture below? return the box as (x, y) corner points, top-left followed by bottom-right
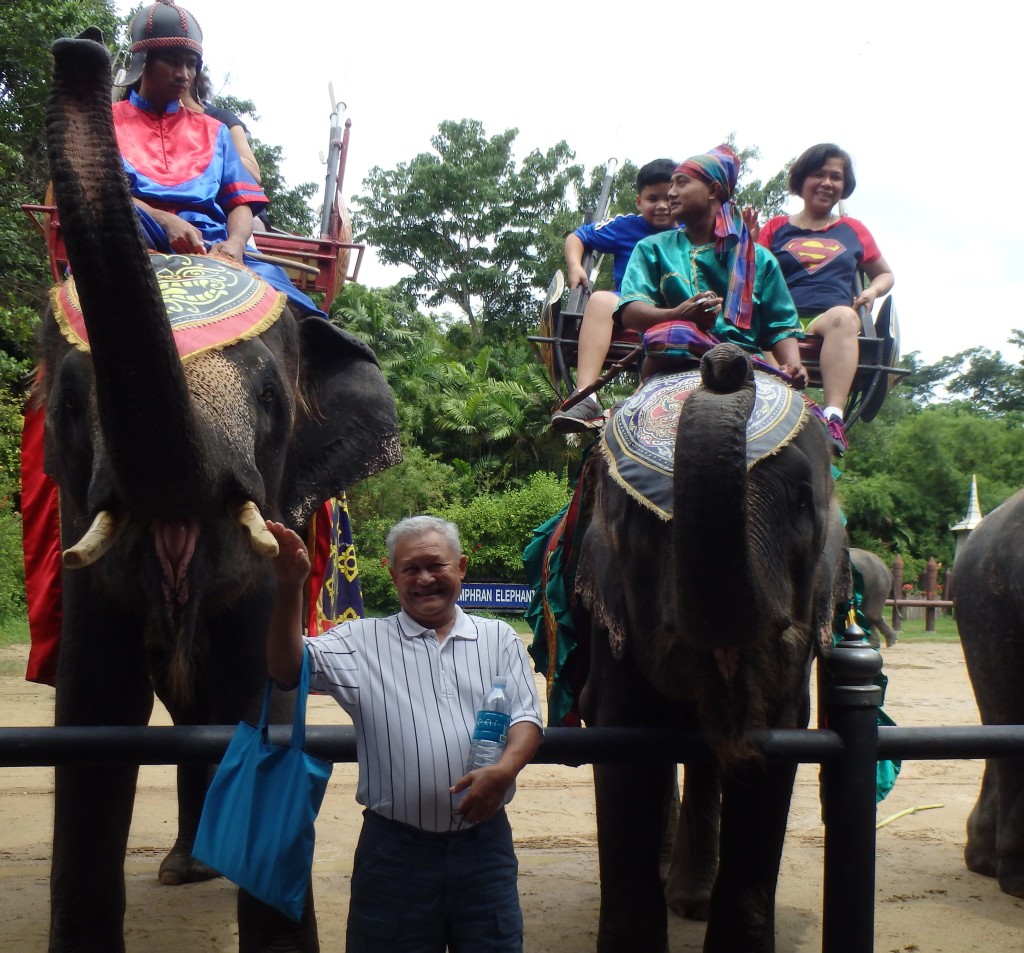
(282, 318), (401, 529)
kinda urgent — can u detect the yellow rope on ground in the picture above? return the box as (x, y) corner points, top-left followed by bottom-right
(876, 803), (945, 829)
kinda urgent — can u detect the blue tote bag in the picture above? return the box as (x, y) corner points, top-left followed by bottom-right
(193, 649), (333, 921)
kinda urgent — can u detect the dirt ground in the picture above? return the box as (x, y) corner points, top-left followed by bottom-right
(2, 640), (1022, 952)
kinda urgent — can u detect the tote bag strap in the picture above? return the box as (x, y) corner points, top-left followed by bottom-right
(290, 647), (313, 749)
(258, 645), (313, 750)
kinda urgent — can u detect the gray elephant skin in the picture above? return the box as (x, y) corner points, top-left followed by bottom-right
(850, 548), (898, 648)
(42, 34), (400, 952)
(574, 345), (848, 953)
(953, 489), (1024, 898)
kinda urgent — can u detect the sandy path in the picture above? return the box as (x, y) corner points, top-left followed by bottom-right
(1, 641), (1022, 951)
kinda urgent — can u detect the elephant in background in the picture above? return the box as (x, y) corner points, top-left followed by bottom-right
(42, 34), (399, 952)
(574, 345), (848, 953)
(953, 489), (1024, 898)
(850, 548), (898, 648)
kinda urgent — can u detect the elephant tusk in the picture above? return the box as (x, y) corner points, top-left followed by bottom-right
(235, 501), (279, 557)
(63, 510), (123, 569)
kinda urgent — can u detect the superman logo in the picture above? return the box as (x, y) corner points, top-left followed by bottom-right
(783, 236), (846, 273)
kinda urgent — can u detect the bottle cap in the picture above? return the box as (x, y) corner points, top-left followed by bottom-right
(493, 675), (508, 688)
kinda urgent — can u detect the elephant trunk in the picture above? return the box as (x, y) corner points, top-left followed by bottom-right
(46, 34), (200, 514)
(673, 345), (764, 655)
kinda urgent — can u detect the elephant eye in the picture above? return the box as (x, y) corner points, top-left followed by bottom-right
(258, 384), (276, 405)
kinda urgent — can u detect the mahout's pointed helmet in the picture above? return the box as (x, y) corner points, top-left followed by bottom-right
(113, 0), (203, 87)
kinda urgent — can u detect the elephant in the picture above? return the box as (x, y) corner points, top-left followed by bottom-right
(850, 548), (898, 648)
(573, 344), (848, 953)
(41, 33), (400, 952)
(953, 488), (1024, 898)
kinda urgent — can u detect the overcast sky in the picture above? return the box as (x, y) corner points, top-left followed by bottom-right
(115, 0), (1023, 365)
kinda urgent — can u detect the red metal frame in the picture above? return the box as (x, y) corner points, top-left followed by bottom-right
(22, 202), (364, 311)
(23, 117), (364, 312)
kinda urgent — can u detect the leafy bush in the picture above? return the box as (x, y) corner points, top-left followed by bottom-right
(350, 471), (571, 613)
(346, 444), (466, 526)
(350, 515), (400, 615)
(0, 502), (26, 622)
(444, 472), (571, 581)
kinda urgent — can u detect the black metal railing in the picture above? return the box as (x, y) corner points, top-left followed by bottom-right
(3, 633), (1023, 953)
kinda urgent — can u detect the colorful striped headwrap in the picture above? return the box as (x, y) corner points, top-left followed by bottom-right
(677, 144), (755, 330)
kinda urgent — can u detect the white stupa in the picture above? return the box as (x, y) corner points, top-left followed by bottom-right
(951, 474), (984, 557)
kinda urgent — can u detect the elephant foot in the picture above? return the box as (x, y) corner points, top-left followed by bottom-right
(703, 920), (773, 953)
(965, 841), (998, 879)
(666, 893), (710, 921)
(997, 861), (1024, 898)
(665, 883), (711, 921)
(158, 843), (221, 885)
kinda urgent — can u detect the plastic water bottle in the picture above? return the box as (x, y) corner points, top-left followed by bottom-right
(465, 676), (511, 771)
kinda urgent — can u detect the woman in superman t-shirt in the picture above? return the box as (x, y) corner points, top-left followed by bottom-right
(751, 143), (894, 454)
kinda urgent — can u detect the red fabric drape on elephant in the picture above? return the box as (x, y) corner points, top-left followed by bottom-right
(22, 400), (62, 686)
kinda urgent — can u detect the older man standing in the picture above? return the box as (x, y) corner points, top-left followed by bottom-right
(266, 515), (543, 953)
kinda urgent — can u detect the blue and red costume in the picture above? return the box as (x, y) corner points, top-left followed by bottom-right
(113, 90), (325, 317)
(757, 215), (881, 319)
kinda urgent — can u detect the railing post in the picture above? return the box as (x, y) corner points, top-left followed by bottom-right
(924, 557), (938, 632)
(821, 625), (883, 953)
(890, 555), (903, 632)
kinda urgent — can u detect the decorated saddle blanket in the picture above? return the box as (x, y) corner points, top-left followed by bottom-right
(602, 368), (810, 520)
(50, 253), (286, 362)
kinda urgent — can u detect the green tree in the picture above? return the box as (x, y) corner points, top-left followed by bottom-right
(838, 393), (1024, 568)
(1, 0), (123, 323)
(331, 281), (578, 483)
(211, 93), (318, 236)
(353, 119), (583, 341)
(0, 1), (124, 615)
(912, 331), (1024, 416)
(729, 136), (791, 219)
(1, 1), (124, 497)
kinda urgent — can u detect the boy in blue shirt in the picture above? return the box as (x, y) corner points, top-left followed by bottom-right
(551, 158), (677, 433)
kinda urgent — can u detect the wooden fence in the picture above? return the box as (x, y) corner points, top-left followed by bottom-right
(884, 555), (954, 633)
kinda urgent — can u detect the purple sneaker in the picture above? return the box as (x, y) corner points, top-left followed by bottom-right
(825, 415), (848, 456)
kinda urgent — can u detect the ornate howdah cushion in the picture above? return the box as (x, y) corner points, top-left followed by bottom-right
(51, 253), (287, 361)
(602, 369), (809, 519)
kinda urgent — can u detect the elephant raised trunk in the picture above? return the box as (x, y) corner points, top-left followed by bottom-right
(673, 345), (767, 657)
(46, 34), (201, 514)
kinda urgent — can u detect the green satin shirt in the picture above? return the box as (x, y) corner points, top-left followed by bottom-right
(618, 231), (801, 353)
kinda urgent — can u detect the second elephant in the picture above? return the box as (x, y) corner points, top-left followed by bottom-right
(954, 488), (1024, 898)
(574, 346), (848, 953)
(851, 548), (898, 648)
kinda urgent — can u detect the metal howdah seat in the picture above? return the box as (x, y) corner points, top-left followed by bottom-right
(529, 272), (907, 430)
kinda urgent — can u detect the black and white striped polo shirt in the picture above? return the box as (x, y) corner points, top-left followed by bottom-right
(305, 607), (543, 833)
